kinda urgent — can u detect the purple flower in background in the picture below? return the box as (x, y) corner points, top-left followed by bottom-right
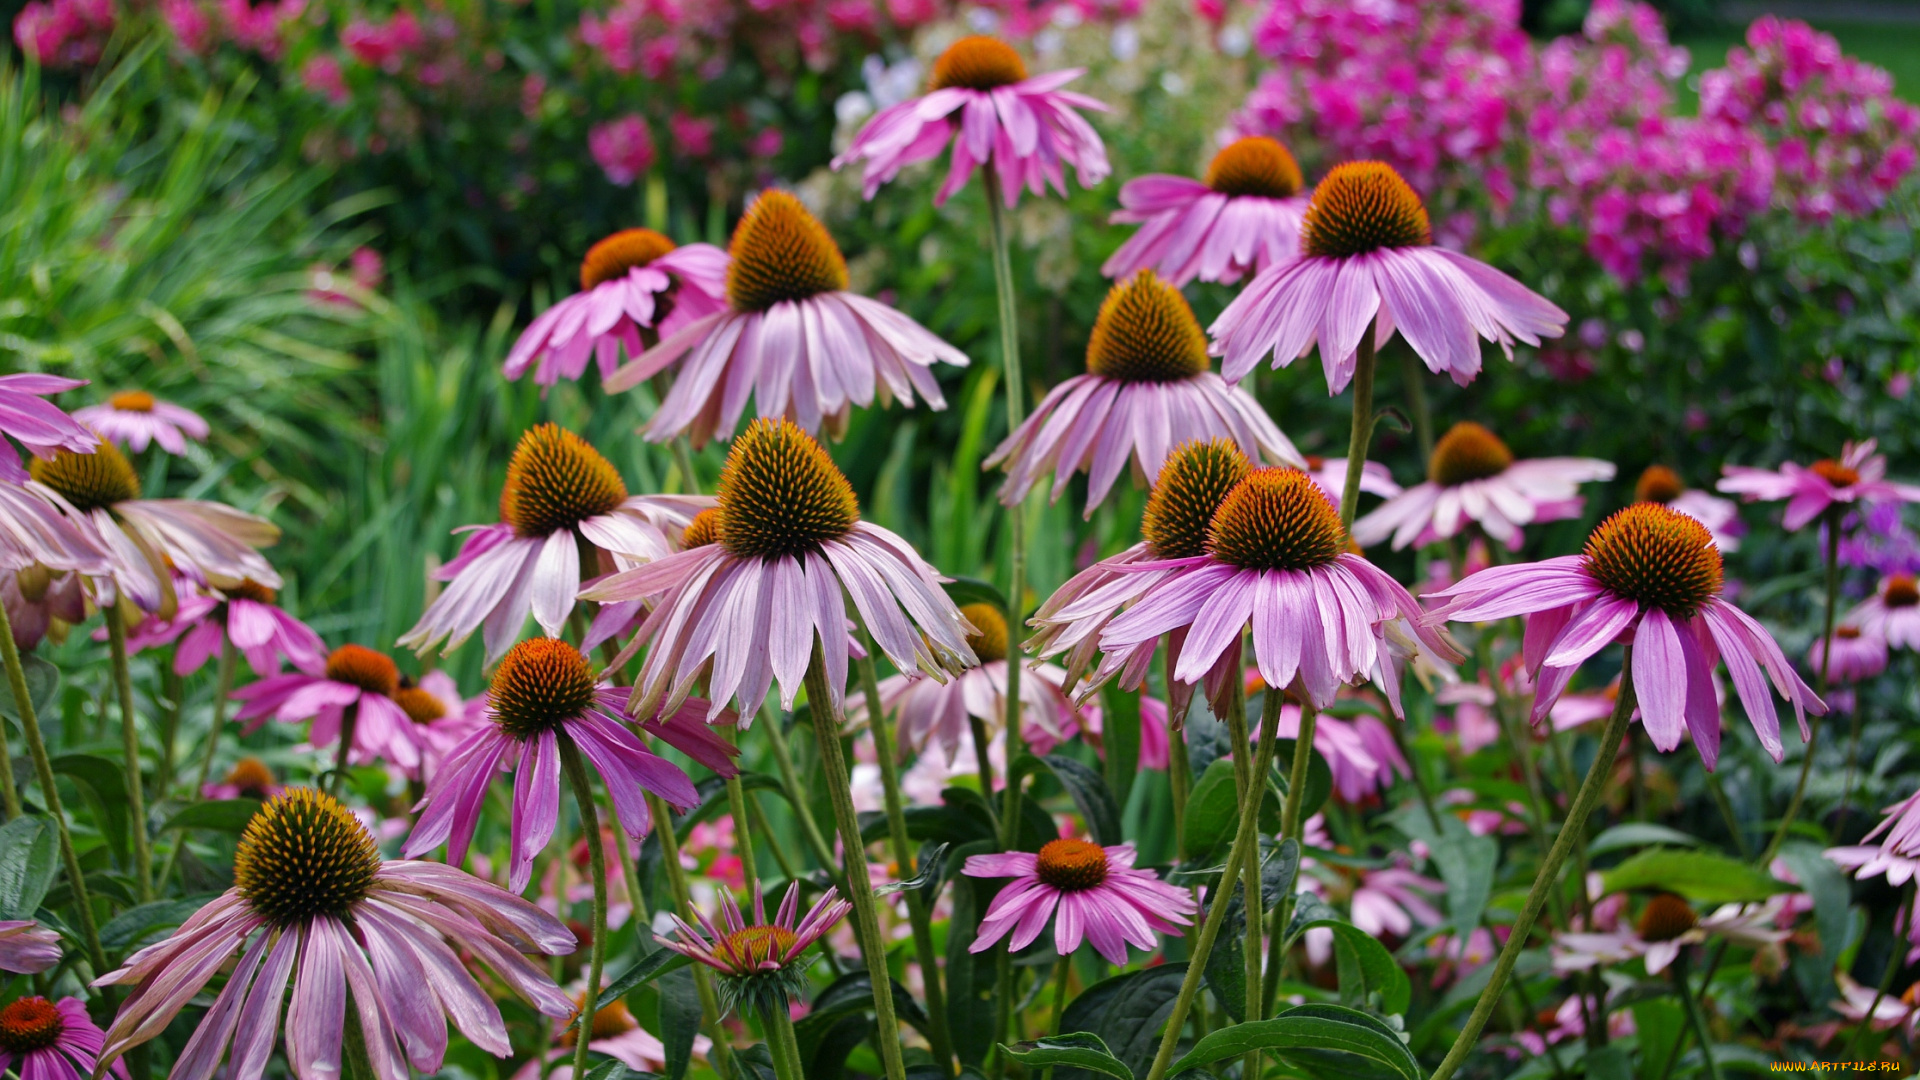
(0, 919), (61, 973)
(589, 114), (656, 185)
(73, 392), (209, 456)
(1718, 439), (1920, 532)
(1353, 422), (1614, 551)
(0, 996), (123, 1080)
(964, 839), (1195, 964)
(1102, 136), (1310, 286)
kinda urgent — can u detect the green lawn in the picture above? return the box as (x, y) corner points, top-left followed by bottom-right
(1676, 20), (1920, 110)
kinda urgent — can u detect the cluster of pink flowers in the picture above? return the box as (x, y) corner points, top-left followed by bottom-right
(159, 0), (303, 58)
(12, 0), (113, 68)
(589, 115), (657, 187)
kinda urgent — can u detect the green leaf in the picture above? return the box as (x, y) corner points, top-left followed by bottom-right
(1027, 754), (1123, 848)
(871, 787), (997, 847)
(1632, 999), (1685, 1080)
(1586, 823), (1703, 856)
(873, 842), (949, 897)
(1261, 837), (1301, 909)
(0, 654), (58, 725)
(1428, 827), (1498, 945)
(0, 815), (57, 919)
(726, 1044), (778, 1080)
(1779, 842), (1850, 977)
(1180, 758), (1277, 857)
(99, 896), (216, 951)
(1201, 885), (1247, 1023)
(52, 754), (131, 864)
(943, 839), (1002, 1067)
(943, 577), (1009, 617)
(1288, 916), (1412, 1017)
(1057, 963), (1188, 1079)
(582, 1062), (645, 1080)
(1100, 682), (1141, 814)
(659, 967), (699, 1080)
(999, 1034), (1133, 1080)
(590, 948), (693, 1018)
(676, 773), (787, 841)
(1166, 1003), (1420, 1080)
(1601, 849), (1792, 903)
(160, 798), (261, 833)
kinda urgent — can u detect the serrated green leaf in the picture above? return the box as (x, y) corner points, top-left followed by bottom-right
(1600, 849), (1792, 903)
(999, 1033), (1133, 1080)
(1166, 1003), (1419, 1080)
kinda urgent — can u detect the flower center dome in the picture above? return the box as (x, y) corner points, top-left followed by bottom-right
(325, 645), (399, 697)
(581, 228), (678, 291)
(929, 35), (1028, 91)
(108, 390), (156, 413)
(1885, 573), (1919, 608)
(1635, 465), (1685, 504)
(959, 603), (1008, 663)
(563, 994), (641, 1046)
(724, 924), (800, 969)
(489, 637), (598, 739)
(1203, 136), (1303, 200)
(1636, 892), (1698, 943)
(1206, 468), (1346, 572)
(1835, 625), (1863, 641)
(1086, 271), (1210, 383)
(725, 191), (848, 313)
(394, 684), (448, 724)
(30, 438), (138, 512)
(0, 997), (63, 1053)
(234, 789), (382, 926)
(716, 419), (859, 559)
(1143, 438), (1251, 559)
(1810, 459), (1860, 488)
(682, 508), (722, 549)
(1300, 161), (1431, 259)
(1428, 422), (1514, 486)
(224, 757), (277, 799)
(1582, 503), (1723, 617)
(500, 424), (629, 539)
(1035, 838), (1109, 892)
(224, 579), (278, 604)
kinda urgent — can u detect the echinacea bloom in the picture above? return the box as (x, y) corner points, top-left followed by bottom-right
(202, 756), (284, 801)
(1844, 573), (1920, 651)
(1634, 465), (1743, 551)
(0, 996), (122, 1080)
(399, 424), (711, 662)
(605, 191), (967, 447)
(1353, 422), (1614, 551)
(405, 638), (720, 891)
(0, 481), (106, 577)
(0, 920), (60, 973)
(831, 35), (1109, 208)
(122, 578), (325, 677)
(73, 391), (209, 455)
(984, 269), (1303, 517)
(1344, 864), (1444, 940)
(232, 644), (437, 777)
(1304, 454), (1400, 511)
(657, 882), (851, 1016)
(512, 995), (707, 1080)
(1718, 439), (1920, 531)
(581, 419), (978, 722)
(1423, 502), (1826, 769)
(1103, 136), (1310, 286)
(1209, 161), (1568, 391)
(964, 838), (1195, 964)
(504, 229), (729, 390)
(95, 789), (576, 1079)
(0, 373), (95, 483)
(1565, 893), (1788, 976)
(1809, 623), (1888, 684)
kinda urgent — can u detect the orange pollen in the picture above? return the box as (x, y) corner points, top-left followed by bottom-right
(394, 685), (448, 724)
(224, 579), (278, 604)
(1903, 981), (1920, 1008)
(1035, 838), (1109, 892)
(108, 390), (156, 412)
(224, 757), (277, 798)
(1635, 465), (1686, 504)
(725, 190), (848, 313)
(489, 637), (598, 739)
(1581, 503), (1724, 617)
(959, 603), (1008, 664)
(1205, 467), (1346, 572)
(682, 507), (722, 549)
(1811, 459), (1860, 488)
(1085, 270), (1210, 383)
(0, 997), (63, 1053)
(724, 924), (800, 968)
(929, 35), (1028, 91)
(1885, 574), (1919, 608)
(1836, 625), (1863, 641)
(1204, 136), (1304, 199)
(581, 228), (677, 291)
(562, 994), (640, 1046)
(500, 424), (629, 539)
(1300, 161), (1431, 259)
(1636, 893), (1698, 943)
(1142, 438), (1252, 560)
(325, 645), (399, 697)
(1428, 422), (1514, 486)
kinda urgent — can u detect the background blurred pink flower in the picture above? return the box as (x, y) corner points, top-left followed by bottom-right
(589, 114), (657, 186)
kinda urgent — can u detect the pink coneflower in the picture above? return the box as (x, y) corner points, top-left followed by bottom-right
(964, 838), (1195, 963)
(404, 638), (719, 892)
(1103, 136), (1310, 286)
(1634, 465), (1744, 551)
(94, 789), (576, 1079)
(604, 191), (967, 447)
(399, 424), (710, 662)
(0, 920), (60, 973)
(1423, 502), (1826, 769)
(831, 35), (1109, 208)
(72, 391), (208, 455)
(1845, 573), (1920, 651)
(0, 996), (122, 1080)
(232, 644), (436, 776)
(1809, 623), (1888, 684)
(0, 373), (94, 483)
(1718, 439), (1920, 531)
(121, 577), (325, 677)
(1304, 454), (1400, 512)
(201, 756), (285, 801)
(0, 480), (105, 577)
(512, 993), (707, 1079)
(1067, 693), (1174, 768)
(1352, 422), (1614, 551)
(1344, 863), (1444, 940)
(504, 229), (729, 390)
(657, 882), (851, 1016)
(984, 270), (1302, 517)
(1209, 161), (1567, 391)
(1551, 893), (1786, 976)
(580, 419), (977, 722)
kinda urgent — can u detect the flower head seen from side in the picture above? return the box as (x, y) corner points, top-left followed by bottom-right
(232, 644), (437, 776)
(504, 228), (729, 390)
(1848, 573), (1920, 651)
(1718, 439), (1920, 531)
(1103, 135), (1311, 286)
(832, 34), (1110, 208)
(1809, 623), (1888, 685)
(1209, 160), (1568, 391)
(1352, 421), (1614, 551)
(0, 920), (61, 973)
(604, 191), (968, 447)
(581, 418), (978, 722)
(399, 423), (711, 662)
(514, 993), (706, 1080)
(94, 789), (576, 1080)
(0, 996), (123, 1080)
(123, 577), (326, 677)
(964, 839), (1195, 964)
(72, 391), (209, 456)
(0, 373), (95, 483)
(1304, 454), (1401, 512)
(202, 756), (284, 802)
(1424, 502), (1827, 769)
(985, 269), (1302, 518)
(1634, 464), (1744, 551)
(657, 882), (850, 1017)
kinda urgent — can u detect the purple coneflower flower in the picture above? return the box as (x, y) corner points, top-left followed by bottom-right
(1634, 465), (1744, 550)
(1103, 136), (1310, 286)
(505, 228), (730, 390)
(0, 996), (122, 1080)
(1304, 454), (1400, 512)
(1848, 573), (1920, 651)
(0, 373), (94, 483)
(0, 920), (60, 973)
(1210, 161), (1568, 391)
(201, 756), (284, 802)
(95, 789), (576, 1080)
(1552, 893), (1786, 976)
(1353, 421), (1614, 551)
(72, 391), (208, 456)
(1424, 502), (1826, 768)
(832, 35), (1109, 207)
(605, 192), (967, 447)
(1718, 439), (1920, 531)
(985, 269), (1302, 517)
(122, 577), (325, 677)
(1809, 623), (1888, 684)
(512, 993), (706, 1079)
(399, 423), (710, 662)
(964, 838), (1195, 964)
(656, 881), (850, 1016)
(232, 644), (437, 776)
(0, 481), (105, 577)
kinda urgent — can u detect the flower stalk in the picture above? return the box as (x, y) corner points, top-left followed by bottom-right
(647, 791), (738, 1077)
(1764, 504), (1841, 862)
(559, 737), (610, 1080)
(763, 997), (808, 1080)
(104, 606), (153, 902)
(1338, 328), (1380, 532)
(1672, 949), (1723, 1080)
(159, 646), (239, 891)
(983, 166), (1026, 844)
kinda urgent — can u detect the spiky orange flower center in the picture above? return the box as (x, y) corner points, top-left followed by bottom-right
(0, 997), (62, 1053)
(562, 994), (641, 1046)
(1204, 136), (1304, 199)
(1636, 892), (1698, 943)
(1582, 503), (1723, 617)
(489, 637), (598, 739)
(1142, 438), (1252, 559)
(581, 228), (678, 291)
(108, 390), (156, 413)
(682, 508), (722, 549)
(725, 191), (848, 313)
(725, 924), (800, 968)
(1886, 573), (1919, 609)
(1206, 468), (1346, 572)
(234, 788), (382, 926)
(394, 685), (448, 724)
(1300, 161), (1431, 259)
(929, 35), (1028, 91)
(716, 418), (859, 559)
(1035, 838), (1109, 892)
(325, 644), (399, 697)
(1811, 459), (1860, 488)
(224, 579), (278, 604)
(224, 757), (277, 799)
(500, 424), (629, 539)
(1428, 422), (1514, 486)
(29, 438), (138, 511)
(959, 603), (1008, 663)
(1635, 465), (1686, 504)
(1086, 271), (1210, 383)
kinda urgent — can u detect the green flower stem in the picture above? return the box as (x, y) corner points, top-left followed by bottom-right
(1143, 683), (1287, 1080)
(0, 636), (20, 818)
(1427, 649), (1638, 1080)
(1401, 346), (1435, 463)
(0, 598), (108, 976)
(982, 168), (1026, 850)
(746, 790), (801, 882)
(329, 702), (359, 801)
(1041, 954), (1072, 1080)
(1165, 642), (1191, 862)
(1277, 696), (1315, 841)
(764, 998), (808, 1080)
(723, 737), (761, 901)
(155, 662), (181, 801)
(1338, 328), (1380, 533)
(803, 640), (908, 1080)
(648, 791), (737, 1077)
(611, 811), (649, 930)
(758, 702), (839, 872)
(104, 606), (153, 902)
(1672, 950), (1724, 1080)
(560, 737), (611, 1080)
(1656, 940), (1728, 1080)
(1262, 693), (1317, 1035)
(1765, 505), (1841, 863)
(1240, 684), (1270, 1075)
(159, 646), (239, 892)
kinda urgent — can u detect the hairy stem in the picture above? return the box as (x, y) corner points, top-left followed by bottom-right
(560, 738), (610, 1080)
(1673, 950), (1724, 1080)
(648, 791), (737, 1077)
(159, 646), (239, 892)
(1765, 506), (1841, 863)
(105, 607), (153, 902)
(759, 703), (838, 872)
(1338, 328), (1379, 533)
(764, 998), (808, 1080)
